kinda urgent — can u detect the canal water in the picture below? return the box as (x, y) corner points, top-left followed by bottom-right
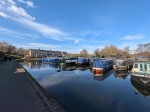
(22, 61), (150, 112)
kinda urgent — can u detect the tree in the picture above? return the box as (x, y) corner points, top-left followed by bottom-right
(100, 45), (121, 57)
(136, 43), (150, 53)
(123, 46), (130, 52)
(93, 48), (100, 58)
(0, 41), (16, 53)
(7, 44), (16, 54)
(135, 43), (150, 59)
(80, 49), (88, 57)
(122, 46), (131, 58)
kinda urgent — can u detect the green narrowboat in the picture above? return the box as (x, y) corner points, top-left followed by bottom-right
(131, 62), (150, 78)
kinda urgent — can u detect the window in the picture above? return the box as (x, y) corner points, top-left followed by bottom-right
(144, 64), (147, 71)
(140, 64), (143, 71)
(134, 64), (138, 68)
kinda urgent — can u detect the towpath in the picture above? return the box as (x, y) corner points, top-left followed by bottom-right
(0, 60), (49, 112)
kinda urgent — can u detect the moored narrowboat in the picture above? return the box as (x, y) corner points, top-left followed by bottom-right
(113, 58), (134, 71)
(92, 58), (114, 74)
(131, 61), (150, 78)
(76, 57), (90, 65)
(41, 58), (61, 63)
(61, 58), (77, 64)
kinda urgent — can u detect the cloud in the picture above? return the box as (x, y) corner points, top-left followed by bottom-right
(73, 39), (79, 44)
(122, 34), (145, 40)
(0, 27), (39, 39)
(18, 0), (36, 8)
(0, 0), (80, 43)
(8, 4), (35, 20)
(0, 12), (9, 18)
(28, 43), (61, 48)
(14, 43), (61, 50)
(13, 18), (71, 41)
(7, 0), (16, 5)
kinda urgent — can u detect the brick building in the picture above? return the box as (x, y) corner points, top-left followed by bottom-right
(29, 49), (67, 57)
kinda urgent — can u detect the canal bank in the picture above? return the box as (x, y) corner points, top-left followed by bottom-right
(0, 60), (65, 112)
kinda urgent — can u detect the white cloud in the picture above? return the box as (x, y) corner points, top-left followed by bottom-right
(18, 0), (35, 8)
(0, 12), (9, 18)
(13, 18), (73, 41)
(118, 42), (137, 50)
(0, 27), (39, 39)
(28, 43), (61, 48)
(14, 43), (61, 50)
(0, 0), (80, 42)
(73, 39), (79, 44)
(122, 34), (145, 40)
(8, 5), (35, 20)
(7, 0), (16, 5)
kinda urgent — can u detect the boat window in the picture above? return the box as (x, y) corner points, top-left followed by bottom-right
(114, 60), (125, 66)
(102, 61), (108, 66)
(144, 64), (147, 71)
(140, 64), (143, 71)
(134, 64), (138, 68)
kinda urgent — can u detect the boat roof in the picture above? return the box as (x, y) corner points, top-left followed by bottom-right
(134, 61), (150, 64)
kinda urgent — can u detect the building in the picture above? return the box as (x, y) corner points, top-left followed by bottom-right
(28, 49), (67, 57)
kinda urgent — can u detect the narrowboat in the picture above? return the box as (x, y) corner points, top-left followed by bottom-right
(131, 75), (150, 96)
(92, 58), (114, 74)
(41, 58), (61, 63)
(76, 57), (90, 65)
(131, 61), (150, 78)
(113, 59), (134, 71)
(60, 58), (77, 65)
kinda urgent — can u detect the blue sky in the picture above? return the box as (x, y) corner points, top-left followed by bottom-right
(0, 0), (150, 53)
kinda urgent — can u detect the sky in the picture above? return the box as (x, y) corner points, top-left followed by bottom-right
(0, 0), (150, 53)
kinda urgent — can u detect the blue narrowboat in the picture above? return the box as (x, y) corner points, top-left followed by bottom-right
(60, 58), (77, 65)
(76, 57), (90, 65)
(92, 58), (114, 74)
(41, 58), (61, 63)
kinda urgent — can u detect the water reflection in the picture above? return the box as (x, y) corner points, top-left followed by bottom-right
(131, 76), (150, 97)
(92, 69), (113, 81)
(22, 61), (150, 112)
(22, 61), (59, 69)
(114, 70), (129, 80)
(60, 64), (77, 71)
(23, 61), (90, 72)
(76, 65), (89, 71)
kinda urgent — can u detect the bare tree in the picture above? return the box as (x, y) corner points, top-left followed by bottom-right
(100, 45), (121, 57)
(80, 49), (88, 57)
(122, 46), (131, 58)
(7, 44), (16, 54)
(135, 43), (150, 60)
(136, 43), (150, 53)
(123, 46), (130, 52)
(93, 48), (100, 58)
(0, 41), (16, 53)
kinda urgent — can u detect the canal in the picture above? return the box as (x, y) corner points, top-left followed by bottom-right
(22, 61), (150, 112)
